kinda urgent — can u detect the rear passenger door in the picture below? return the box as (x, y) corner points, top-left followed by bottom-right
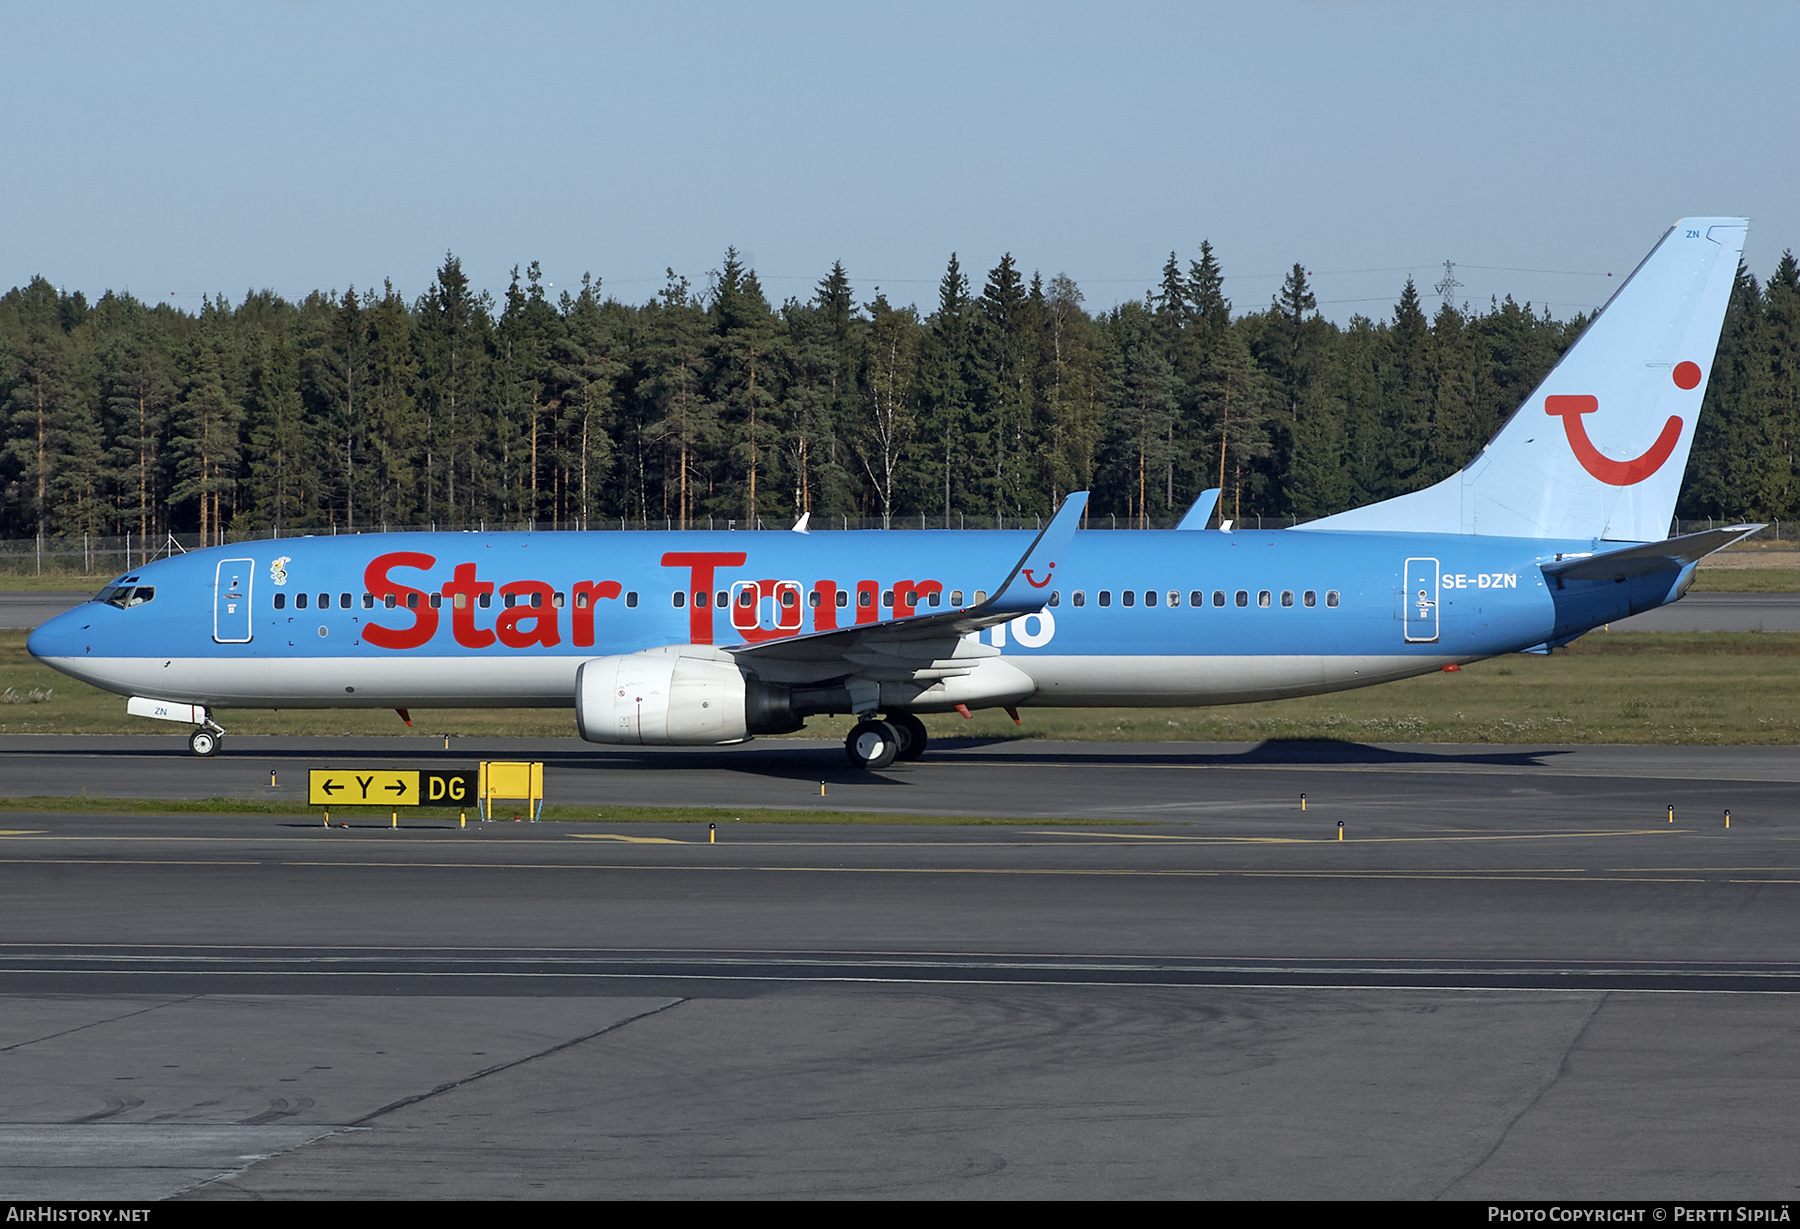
(1403, 557), (1439, 644)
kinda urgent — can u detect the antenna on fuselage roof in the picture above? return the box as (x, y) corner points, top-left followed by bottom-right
(146, 532), (188, 563)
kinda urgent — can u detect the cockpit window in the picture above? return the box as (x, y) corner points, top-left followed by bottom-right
(96, 585), (155, 610)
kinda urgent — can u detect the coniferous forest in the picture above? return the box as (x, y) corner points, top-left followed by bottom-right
(2, 244), (1796, 549)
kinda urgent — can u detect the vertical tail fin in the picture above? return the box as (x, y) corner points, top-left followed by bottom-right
(1305, 217), (1747, 541)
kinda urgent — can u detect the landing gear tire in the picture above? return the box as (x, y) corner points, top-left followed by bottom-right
(887, 712), (928, 761)
(188, 728), (220, 757)
(845, 719), (901, 771)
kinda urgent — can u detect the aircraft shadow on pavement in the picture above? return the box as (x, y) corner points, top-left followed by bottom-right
(546, 737), (1575, 782)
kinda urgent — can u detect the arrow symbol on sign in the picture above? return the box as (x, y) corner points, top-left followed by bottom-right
(320, 780), (342, 796)
(385, 780), (409, 797)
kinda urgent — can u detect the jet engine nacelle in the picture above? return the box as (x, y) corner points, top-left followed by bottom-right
(575, 647), (751, 746)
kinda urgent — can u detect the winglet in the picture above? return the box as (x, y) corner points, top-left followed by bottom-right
(1176, 488), (1221, 531)
(792, 512), (811, 535)
(982, 492), (1088, 616)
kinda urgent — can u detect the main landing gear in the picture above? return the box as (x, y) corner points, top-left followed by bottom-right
(843, 712), (929, 770)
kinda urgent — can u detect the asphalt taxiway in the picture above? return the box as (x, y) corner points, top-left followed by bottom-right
(3, 735), (1800, 1199)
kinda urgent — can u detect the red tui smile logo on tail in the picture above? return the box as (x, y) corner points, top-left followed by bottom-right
(1545, 395), (1683, 486)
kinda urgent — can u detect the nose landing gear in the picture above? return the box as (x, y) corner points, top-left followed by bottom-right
(188, 727), (222, 757)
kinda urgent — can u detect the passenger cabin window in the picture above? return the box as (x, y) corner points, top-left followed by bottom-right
(625, 591), (638, 607)
(429, 593), (442, 609)
(1213, 590), (1226, 607)
(1144, 590), (1157, 607)
(1098, 590), (1112, 607)
(1122, 590), (1135, 607)
(273, 593), (286, 610)
(317, 593), (329, 609)
(340, 593), (351, 609)
(783, 589), (799, 608)
(1326, 590), (1340, 607)
(672, 591), (686, 608)
(1047, 591), (1059, 607)
(1235, 591), (1248, 608)
(950, 590), (963, 606)
(1190, 591), (1203, 607)
(835, 590), (848, 608)
(552, 592), (564, 608)
(362, 593), (374, 609)
(1258, 591), (1271, 608)
(406, 593), (420, 610)
(1072, 591), (1086, 607)
(478, 593), (491, 609)
(1281, 590), (1294, 607)
(882, 590), (894, 607)
(928, 591), (941, 607)
(384, 594), (397, 609)
(716, 591), (728, 608)
(573, 591), (588, 609)
(1168, 591), (1180, 607)
(1303, 590), (1317, 607)
(974, 591), (987, 604)
(530, 592), (543, 608)
(858, 590), (872, 608)
(296, 593), (309, 610)
(455, 592), (470, 609)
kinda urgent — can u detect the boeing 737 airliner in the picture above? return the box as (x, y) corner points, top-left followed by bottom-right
(28, 218), (1757, 767)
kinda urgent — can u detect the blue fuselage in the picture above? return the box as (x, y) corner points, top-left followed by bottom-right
(27, 526), (1687, 713)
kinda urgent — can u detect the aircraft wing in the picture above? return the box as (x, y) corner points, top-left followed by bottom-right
(1541, 524), (1763, 583)
(729, 493), (1087, 684)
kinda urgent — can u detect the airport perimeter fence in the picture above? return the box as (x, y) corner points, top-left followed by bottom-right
(0, 514), (1782, 580)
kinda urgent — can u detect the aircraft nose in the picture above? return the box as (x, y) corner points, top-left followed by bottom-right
(27, 608), (87, 660)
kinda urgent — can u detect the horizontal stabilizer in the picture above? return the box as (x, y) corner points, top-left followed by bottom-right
(1541, 524), (1763, 583)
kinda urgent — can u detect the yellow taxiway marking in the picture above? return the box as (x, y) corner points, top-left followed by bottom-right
(0, 831), (45, 837)
(570, 834), (687, 844)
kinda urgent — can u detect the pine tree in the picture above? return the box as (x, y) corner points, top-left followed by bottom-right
(918, 254), (974, 524)
(245, 329), (309, 535)
(1, 277), (74, 540)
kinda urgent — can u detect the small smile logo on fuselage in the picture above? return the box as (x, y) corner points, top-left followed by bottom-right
(1023, 563), (1055, 588)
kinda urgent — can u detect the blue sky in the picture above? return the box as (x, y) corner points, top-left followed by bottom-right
(4, 1), (1795, 323)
